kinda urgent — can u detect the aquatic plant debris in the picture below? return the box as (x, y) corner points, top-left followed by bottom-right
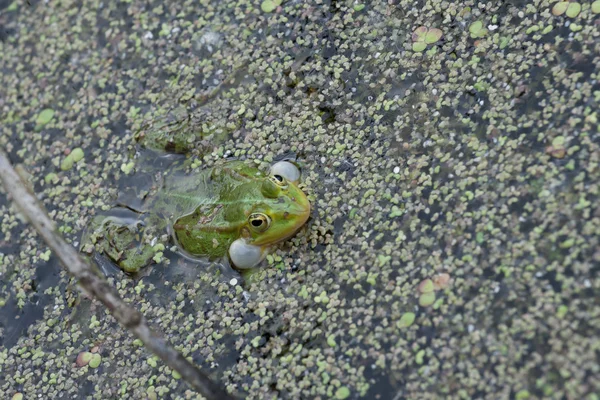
(76, 351), (93, 367)
(412, 26), (443, 52)
(261, 0), (281, 13)
(468, 20), (487, 38)
(0, 0), (599, 399)
(396, 312), (416, 329)
(35, 108), (55, 126)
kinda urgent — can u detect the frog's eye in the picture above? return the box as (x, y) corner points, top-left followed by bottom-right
(248, 213), (271, 233)
(270, 161), (301, 184)
(269, 175), (287, 188)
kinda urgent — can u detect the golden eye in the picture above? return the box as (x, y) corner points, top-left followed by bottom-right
(248, 213), (271, 233)
(269, 175), (287, 188)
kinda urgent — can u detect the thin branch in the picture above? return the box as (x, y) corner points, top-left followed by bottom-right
(0, 150), (235, 400)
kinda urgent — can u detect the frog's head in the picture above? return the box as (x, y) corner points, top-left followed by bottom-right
(244, 171), (310, 247)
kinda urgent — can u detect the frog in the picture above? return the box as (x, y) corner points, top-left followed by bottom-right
(82, 159), (310, 273)
(81, 107), (310, 273)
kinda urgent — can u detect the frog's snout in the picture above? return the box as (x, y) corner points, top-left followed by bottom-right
(288, 189), (311, 225)
(250, 184), (310, 247)
(298, 194), (311, 224)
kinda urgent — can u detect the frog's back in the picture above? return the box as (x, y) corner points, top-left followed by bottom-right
(151, 161), (262, 222)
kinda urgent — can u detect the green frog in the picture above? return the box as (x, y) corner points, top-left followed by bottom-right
(81, 107), (310, 272)
(82, 159), (310, 272)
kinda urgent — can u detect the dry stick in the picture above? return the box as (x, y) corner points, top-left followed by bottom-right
(0, 150), (235, 400)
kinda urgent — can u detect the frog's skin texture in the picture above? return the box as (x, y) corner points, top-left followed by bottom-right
(81, 160), (310, 272)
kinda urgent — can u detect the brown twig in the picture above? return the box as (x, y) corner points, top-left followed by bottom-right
(0, 150), (235, 400)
